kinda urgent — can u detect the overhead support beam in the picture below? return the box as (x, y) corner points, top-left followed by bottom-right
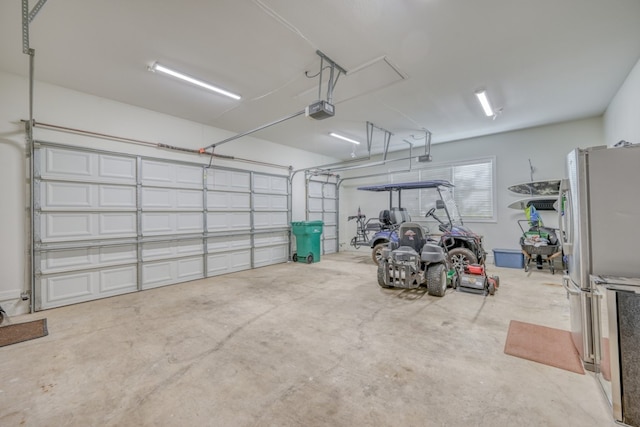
(367, 121), (393, 161)
(22, 0), (48, 54)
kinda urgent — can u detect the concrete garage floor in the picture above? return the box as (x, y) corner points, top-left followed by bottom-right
(0, 252), (614, 426)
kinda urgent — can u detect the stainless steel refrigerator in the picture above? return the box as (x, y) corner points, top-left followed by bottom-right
(559, 144), (640, 372)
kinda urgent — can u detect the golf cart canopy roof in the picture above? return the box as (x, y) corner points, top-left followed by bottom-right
(357, 180), (454, 192)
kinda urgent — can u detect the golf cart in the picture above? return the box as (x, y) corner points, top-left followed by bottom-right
(358, 180), (487, 272)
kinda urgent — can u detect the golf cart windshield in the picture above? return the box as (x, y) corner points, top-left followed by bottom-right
(437, 185), (463, 226)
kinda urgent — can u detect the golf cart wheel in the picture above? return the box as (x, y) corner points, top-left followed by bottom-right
(306, 254), (314, 264)
(448, 247), (477, 273)
(371, 242), (387, 266)
(292, 253), (298, 262)
(426, 263), (447, 297)
(377, 262), (392, 288)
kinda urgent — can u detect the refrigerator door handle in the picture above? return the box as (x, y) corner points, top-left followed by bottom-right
(562, 275), (578, 294)
(558, 179), (573, 255)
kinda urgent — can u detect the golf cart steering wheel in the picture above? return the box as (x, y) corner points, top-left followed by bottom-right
(425, 207), (436, 218)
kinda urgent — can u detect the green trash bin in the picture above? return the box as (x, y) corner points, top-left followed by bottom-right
(291, 220), (324, 263)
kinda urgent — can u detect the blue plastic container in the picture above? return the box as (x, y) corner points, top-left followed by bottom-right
(493, 249), (525, 268)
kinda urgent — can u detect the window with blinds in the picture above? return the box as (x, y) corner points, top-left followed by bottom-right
(390, 158), (495, 222)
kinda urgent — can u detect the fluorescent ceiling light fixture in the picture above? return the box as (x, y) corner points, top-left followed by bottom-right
(149, 62), (241, 100)
(330, 132), (361, 145)
(475, 89), (494, 117)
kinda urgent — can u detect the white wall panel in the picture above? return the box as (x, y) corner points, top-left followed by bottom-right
(207, 191), (251, 211)
(207, 170), (250, 192)
(254, 211), (288, 229)
(253, 174), (288, 194)
(206, 250), (251, 276)
(207, 212), (251, 231)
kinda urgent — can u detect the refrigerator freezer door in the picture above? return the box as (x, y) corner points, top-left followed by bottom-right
(587, 146), (640, 278)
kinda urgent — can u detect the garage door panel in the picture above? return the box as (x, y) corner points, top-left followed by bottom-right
(42, 213), (93, 241)
(323, 185), (336, 198)
(324, 198), (337, 212)
(308, 181), (323, 198)
(42, 148), (136, 184)
(99, 266), (137, 292)
(142, 212), (203, 235)
(254, 212), (288, 229)
(323, 225), (337, 239)
(207, 191), (250, 211)
(141, 188), (203, 210)
(99, 155), (136, 182)
(42, 182), (136, 210)
(254, 231), (288, 247)
(207, 235), (251, 252)
(307, 212), (323, 222)
(308, 198), (323, 212)
(207, 212), (250, 231)
(40, 265), (137, 309)
(141, 256), (203, 289)
(99, 213), (137, 236)
(323, 238), (337, 254)
(41, 245), (136, 274)
(142, 239), (203, 261)
(141, 160), (202, 189)
(207, 170), (250, 192)
(253, 174), (288, 194)
(207, 251), (251, 276)
(253, 194), (287, 211)
(254, 245), (287, 267)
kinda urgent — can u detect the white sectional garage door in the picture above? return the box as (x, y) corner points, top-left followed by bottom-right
(34, 142), (290, 310)
(307, 177), (338, 254)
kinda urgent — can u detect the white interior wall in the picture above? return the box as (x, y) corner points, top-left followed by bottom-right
(0, 70), (337, 315)
(604, 56), (640, 146)
(339, 117), (604, 256)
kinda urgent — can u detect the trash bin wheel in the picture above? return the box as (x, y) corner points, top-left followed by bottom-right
(306, 254), (314, 264)
(292, 253), (298, 262)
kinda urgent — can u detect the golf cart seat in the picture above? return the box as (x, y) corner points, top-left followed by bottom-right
(397, 222), (425, 253)
(378, 210), (392, 229)
(390, 207), (411, 225)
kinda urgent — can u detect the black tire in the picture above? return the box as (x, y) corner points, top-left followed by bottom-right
(371, 242), (387, 266)
(292, 253), (298, 262)
(306, 254), (313, 264)
(377, 261), (392, 288)
(448, 247), (477, 273)
(426, 263), (447, 297)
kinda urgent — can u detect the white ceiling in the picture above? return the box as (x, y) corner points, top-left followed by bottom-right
(2, 0), (640, 160)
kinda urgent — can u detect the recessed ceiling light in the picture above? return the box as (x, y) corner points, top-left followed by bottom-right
(329, 132), (361, 145)
(149, 62), (241, 100)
